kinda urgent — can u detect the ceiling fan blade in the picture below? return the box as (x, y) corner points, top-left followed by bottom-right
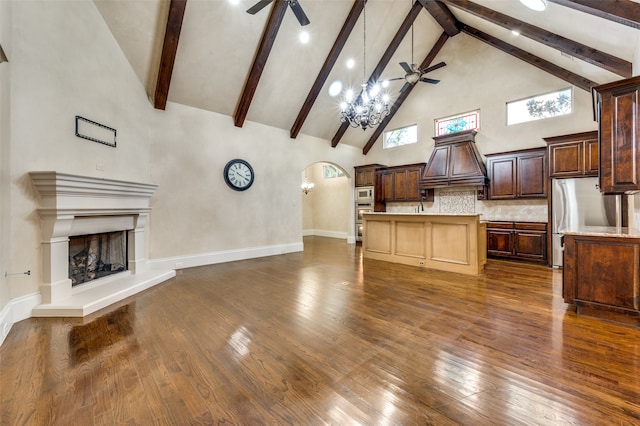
(386, 77), (405, 81)
(400, 82), (411, 93)
(421, 61), (447, 74)
(289, 0), (310, 26)
(399, 62), (412, 73)
(420, 77), (440, 84)
(247, 0), (273, 15)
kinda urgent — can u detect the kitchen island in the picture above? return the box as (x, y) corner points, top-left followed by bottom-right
(362, 213), (486, 276)
(563, 227), (640, 325)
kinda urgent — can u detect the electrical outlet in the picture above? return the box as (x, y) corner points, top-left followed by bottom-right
(96, 163), (104, 171)
(418, 260), (425, 265)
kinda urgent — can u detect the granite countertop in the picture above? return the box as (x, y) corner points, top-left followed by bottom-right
(563, 226), (640, 238)
(362, 212), (482, 217)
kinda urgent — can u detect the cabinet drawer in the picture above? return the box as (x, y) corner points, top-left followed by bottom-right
(486, 222), (514, 229)
(514, 222), (547, 231)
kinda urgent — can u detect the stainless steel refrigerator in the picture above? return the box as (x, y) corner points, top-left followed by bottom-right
(551, 177), (620, 267)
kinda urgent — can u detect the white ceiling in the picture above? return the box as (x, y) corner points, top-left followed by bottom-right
(94, 0), (639, 150)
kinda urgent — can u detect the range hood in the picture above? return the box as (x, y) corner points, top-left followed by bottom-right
(421, 130), (488, 197)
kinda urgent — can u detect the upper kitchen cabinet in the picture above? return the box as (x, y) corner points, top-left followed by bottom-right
(354, 164), (385, 187)
(593, 76), (640, 194)
(486, 148), (548, 200)
(545, 131), (598, 178)
(383, 163), (425, 202)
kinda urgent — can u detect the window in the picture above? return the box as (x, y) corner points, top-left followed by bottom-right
(322, 164), (344, 179)
(435, 110), (480, 136)
(507, 87), (572, 125)
(383, 124), (417, 149)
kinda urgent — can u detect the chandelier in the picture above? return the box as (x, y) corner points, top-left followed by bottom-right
(301, 177), (315, 194)
(339, 1), (390, 130)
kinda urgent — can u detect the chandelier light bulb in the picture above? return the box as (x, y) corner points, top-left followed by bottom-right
(345, 89), (353, 101)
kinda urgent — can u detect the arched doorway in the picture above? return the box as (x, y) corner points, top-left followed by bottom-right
(301, 162), (352, 242)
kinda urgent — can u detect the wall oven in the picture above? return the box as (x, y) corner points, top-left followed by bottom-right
(355, 186), (375, 242)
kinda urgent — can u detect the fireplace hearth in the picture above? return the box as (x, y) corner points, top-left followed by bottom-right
(30, 172), (176, 317)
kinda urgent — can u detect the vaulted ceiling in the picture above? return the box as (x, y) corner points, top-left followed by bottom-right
(94, 0), (639, 153)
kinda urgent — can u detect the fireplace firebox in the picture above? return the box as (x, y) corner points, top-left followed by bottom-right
(69, 231), (128, 286)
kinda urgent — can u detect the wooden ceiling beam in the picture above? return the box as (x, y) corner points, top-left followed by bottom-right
(440, 0), (631, 78)
(548, 0), (640, 29)
(153, 0), (187, 110)
(331, 0), (424, 148)
(290, 0), (365, 139)
(362, 32), (449, 155)
(418, 0), (461, 36)
(461, 24), (598, 92)
(234, 0), (287, 128)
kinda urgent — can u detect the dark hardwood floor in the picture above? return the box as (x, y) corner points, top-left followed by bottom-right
(2, 236), (640, 425)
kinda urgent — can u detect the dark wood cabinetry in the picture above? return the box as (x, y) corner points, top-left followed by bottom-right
(486, 221), (547, 263)
(382, 164), (425, 202)
(593, 76), (640, 194)
(486, 148), (548, 200)
(563, 233), (640, 325)
(354, 164), (385, 187)
(420, 130), (488, 198)
(545, 131), (599, 178)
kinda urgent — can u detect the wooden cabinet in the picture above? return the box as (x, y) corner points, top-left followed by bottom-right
(382, 163), (425, 202)
(545, 131), (599, 178)
(563, 233), (640, 325)
(486, 148), (548, 200)
(354, 164), (385, 187)
(486, 221), (547, 263)
(420, 130), (488, 198)
(593, 76), (640, 194)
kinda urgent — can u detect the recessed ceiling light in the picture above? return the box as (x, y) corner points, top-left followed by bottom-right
(328, 80), (343, 97)
(228, 0), (240, 5)
(511, 29), (521, 36)
(346, 58), (355, 69)
(519, 0), (547, 11)
(299, 31), (310, 44)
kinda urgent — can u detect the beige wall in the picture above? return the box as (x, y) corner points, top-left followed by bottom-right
(5, 0), (155, 309)
(0, 0), (10, 315)
(147, 110), (358, 260)
(301, 163), (351, 239)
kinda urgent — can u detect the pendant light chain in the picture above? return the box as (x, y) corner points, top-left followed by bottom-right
(338, 0), (391, 130)
(363, 1), (366, 84)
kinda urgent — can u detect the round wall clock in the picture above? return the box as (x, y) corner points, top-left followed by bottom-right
(223, 159), (254, 191)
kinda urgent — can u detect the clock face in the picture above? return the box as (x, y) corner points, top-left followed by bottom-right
(224, 159), (254, 191)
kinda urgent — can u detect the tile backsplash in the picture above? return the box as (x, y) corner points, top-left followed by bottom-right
(386, 186), (548, 222)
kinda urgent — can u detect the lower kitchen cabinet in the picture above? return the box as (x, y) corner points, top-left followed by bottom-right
(486, 221), (547, 263)
(563, 233), (640, 325)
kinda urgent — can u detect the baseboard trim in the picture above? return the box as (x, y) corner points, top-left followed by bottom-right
(149, 241), (304, 270)
(0, 292), (41, 346)
(302, 229), (350, 240)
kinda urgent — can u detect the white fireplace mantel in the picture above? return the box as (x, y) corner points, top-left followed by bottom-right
(29, 172), (175, 317)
